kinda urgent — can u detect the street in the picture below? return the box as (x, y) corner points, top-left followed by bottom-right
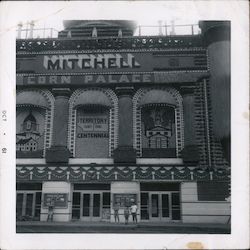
(16, 221), (230, 234)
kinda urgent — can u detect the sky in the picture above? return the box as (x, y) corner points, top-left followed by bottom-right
(2, 0), (246, 38)
(2, 0), (248, 34)
(15, 14), (200, 38)
(12, 1), (201, 28)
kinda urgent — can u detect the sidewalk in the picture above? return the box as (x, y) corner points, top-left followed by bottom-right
(16, 221), (231, 234)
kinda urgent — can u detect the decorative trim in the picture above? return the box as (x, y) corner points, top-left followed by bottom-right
(17, 47), (207, 55)
(136, 158), (183, 165)
(16, 89), (55, 157)
(16, 165), (230, 182)
(132, 87), (184, 158)
(68, 88), (118, 157)
(16, 159), (46, 165)
(203, 79), (212, 168)
(16, 70), (209, 77)
(69, 158), (114, 164)
(206, 48), (210, 72)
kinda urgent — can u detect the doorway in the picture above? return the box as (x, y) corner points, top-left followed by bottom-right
(82, 192), (100, 220)
(72, 191), (110, 221)
(16, 192), (41, 220)
(141, 191), (180, 221)
(151, 192), (170, 220)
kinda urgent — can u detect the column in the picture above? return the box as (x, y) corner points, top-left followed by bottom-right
(29, 21), (35, 39)
(113, 86), (136, 163)
(40, 182), (73, 222)
(183, 92), (195, 145)
(17, 22), (23, 39)
(46, 88), (71, 163)
(181, 88), (199, 163)
(202, 78), (212, 168)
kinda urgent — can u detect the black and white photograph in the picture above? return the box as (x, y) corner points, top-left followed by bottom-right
(0, 1), (249, 249)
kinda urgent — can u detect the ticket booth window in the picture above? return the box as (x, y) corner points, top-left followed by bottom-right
(141, 105), (176, 157)
(75, 105), (110, 158)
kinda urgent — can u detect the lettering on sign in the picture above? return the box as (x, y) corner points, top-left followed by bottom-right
(44, 54), (140, 70)
(27, 75), (71, 84)
(77, 133), (109, 138)
(77, 111), (109, 139)
(78, 117), (108, 131)
(25, 74), (152, 85)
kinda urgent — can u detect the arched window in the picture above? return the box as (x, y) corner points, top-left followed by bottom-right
(75, 104), (110, 158)
(68, 88), (118, 158)
(141, 104), (176, 157)
(133, 88), (184, 158)
(16, 90), (54, 157)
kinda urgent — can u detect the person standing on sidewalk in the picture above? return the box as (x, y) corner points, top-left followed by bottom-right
(47, 199), (54, 222)
(130, 202), (138, 224)
(124, 206), (130, 225)
(113, 202), (120, 223)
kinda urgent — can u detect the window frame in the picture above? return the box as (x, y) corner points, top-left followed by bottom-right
(133, 88), (184, 159)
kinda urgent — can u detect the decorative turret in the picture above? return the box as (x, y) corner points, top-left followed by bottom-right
(58, 20), (137, 38)
(199, 21), (230, 165)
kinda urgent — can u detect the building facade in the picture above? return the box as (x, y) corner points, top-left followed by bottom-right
(16, 20), (230, 224)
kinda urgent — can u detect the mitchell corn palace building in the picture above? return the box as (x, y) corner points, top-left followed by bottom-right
(16, 20), (230, 224)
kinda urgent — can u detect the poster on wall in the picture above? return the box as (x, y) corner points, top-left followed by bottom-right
(141, 105), (176, 157)
(75, 106), (110, 157)
(113, 194), (137, 207)
(102, 208), (111, 220)
(43, 193), (68, 208)
(16, 108), (45, 157)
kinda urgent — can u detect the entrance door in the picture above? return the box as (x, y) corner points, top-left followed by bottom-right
(82, 192), (101, 221)
(72, 191), (110, 221)
(150, 192), (171, 220)
(16, 192), (41, 220)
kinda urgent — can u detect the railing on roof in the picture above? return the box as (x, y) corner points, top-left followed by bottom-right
(136, 24), (201, 36)
(16, 24), (200, 39)
(17, 28), (59, 39)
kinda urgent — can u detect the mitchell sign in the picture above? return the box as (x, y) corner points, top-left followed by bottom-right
(43, 53), (140, 70)
(17, 50), (208, 76)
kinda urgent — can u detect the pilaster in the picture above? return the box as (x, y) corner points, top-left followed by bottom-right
(113, 86), (136, 163)
(46, 88), (71, 163)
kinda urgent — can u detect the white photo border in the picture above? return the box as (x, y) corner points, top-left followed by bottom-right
(0, 1), (249, 249)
